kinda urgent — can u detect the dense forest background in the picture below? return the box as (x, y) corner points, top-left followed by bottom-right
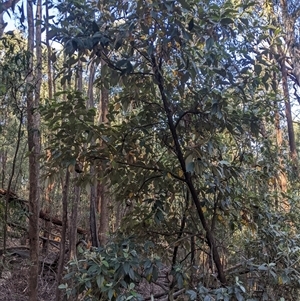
(1, 0), (300, 300)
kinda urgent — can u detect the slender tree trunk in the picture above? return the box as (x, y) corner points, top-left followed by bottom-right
(0, 150), (7, 189)
(42, 161), (54, 254)
(55, 169), (70, 301)
(0, 12), (5, 38)
(68, 60), (84, 260)
(42, 0), (54, 255)
(75, 60), (83, 91)
(280, 56), (298, 164)
(276, 0), (299, 169)
(86, 62), (100, 247)
(27, 0), (41, 299)
(272, 65), (288, 209)
(45, 0), (53, 100)
(69, 179), (81, 260)
(98, 60), (110, 246)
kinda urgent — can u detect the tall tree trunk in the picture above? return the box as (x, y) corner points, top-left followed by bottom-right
(42, 0), (53, 255)
(279, 55), (298, 164)
(45, 0), (53, 100)
(276, 0), (299, 169)
(55, 169), (70, 301)
(98, 60), (110, 246)
(87, 62), (100, 247)
(27, 0), (41, 299)
(68, 60), (84, 259)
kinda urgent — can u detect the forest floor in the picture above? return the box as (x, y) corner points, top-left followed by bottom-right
(0, 238), (57, 301)
(0, 256), (56, 301)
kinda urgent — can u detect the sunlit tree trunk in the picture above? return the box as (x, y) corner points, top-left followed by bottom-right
(27, 0), (41, 299)
(45, 0), (53, 100)
(279, 54), (298, 164)
(276, 0), (299, 169)
(270, 51), (288, 208)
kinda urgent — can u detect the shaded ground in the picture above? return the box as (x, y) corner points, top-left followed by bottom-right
(0, 254), (57, 301)
(0, 237), (57, 301)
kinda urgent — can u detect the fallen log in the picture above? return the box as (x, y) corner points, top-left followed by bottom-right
(0, 189), (87, 235)
(0, 246), (30, 256)
(39, 210), (87, 235)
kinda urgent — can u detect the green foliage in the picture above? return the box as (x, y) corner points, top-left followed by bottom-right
(60, 239), (161, 301)
(40, 0), (300, 299)
(41, 90), (96, 176)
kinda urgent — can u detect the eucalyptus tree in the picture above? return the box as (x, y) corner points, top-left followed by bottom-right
(265, 0), (300, 168)
(26, 0), (42, 299)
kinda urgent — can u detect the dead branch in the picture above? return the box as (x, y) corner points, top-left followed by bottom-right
(39, 210), (87, 235)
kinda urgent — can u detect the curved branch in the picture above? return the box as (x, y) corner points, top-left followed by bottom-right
(150, 51), (226, 284)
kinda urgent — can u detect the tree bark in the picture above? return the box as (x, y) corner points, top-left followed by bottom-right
(98, 59), (110, 246)
(279, 55), (298, 165)
(27, 0), (41, 299)
(0, 150), (7, 188)
(45, 0), (53, 100)
(69, 179), (81, 260)
(276, 0), (299, 169)
(0, 12), (6, 37)
(55, 169), (70, 301)
(68, 58), (84, 262)
(86, 62), (100, 247)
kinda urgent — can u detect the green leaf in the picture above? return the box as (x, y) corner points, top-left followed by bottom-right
(235, 291), (244, 301)
(206, 37), (214, 50)
(254, 64), (262, 75)
(186, 290), (197, 300)
(258, 264), (268, 271)
(96, 275), (104, 288)
(186, 161), (195, 173)
(108, 289), (114, 300)
(188, 18), (194, 31)
(123, 262), (130, 275)
(178, 0), (190, 10)
(204, 296), (212, 301)
(220, 18), (234, 25)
